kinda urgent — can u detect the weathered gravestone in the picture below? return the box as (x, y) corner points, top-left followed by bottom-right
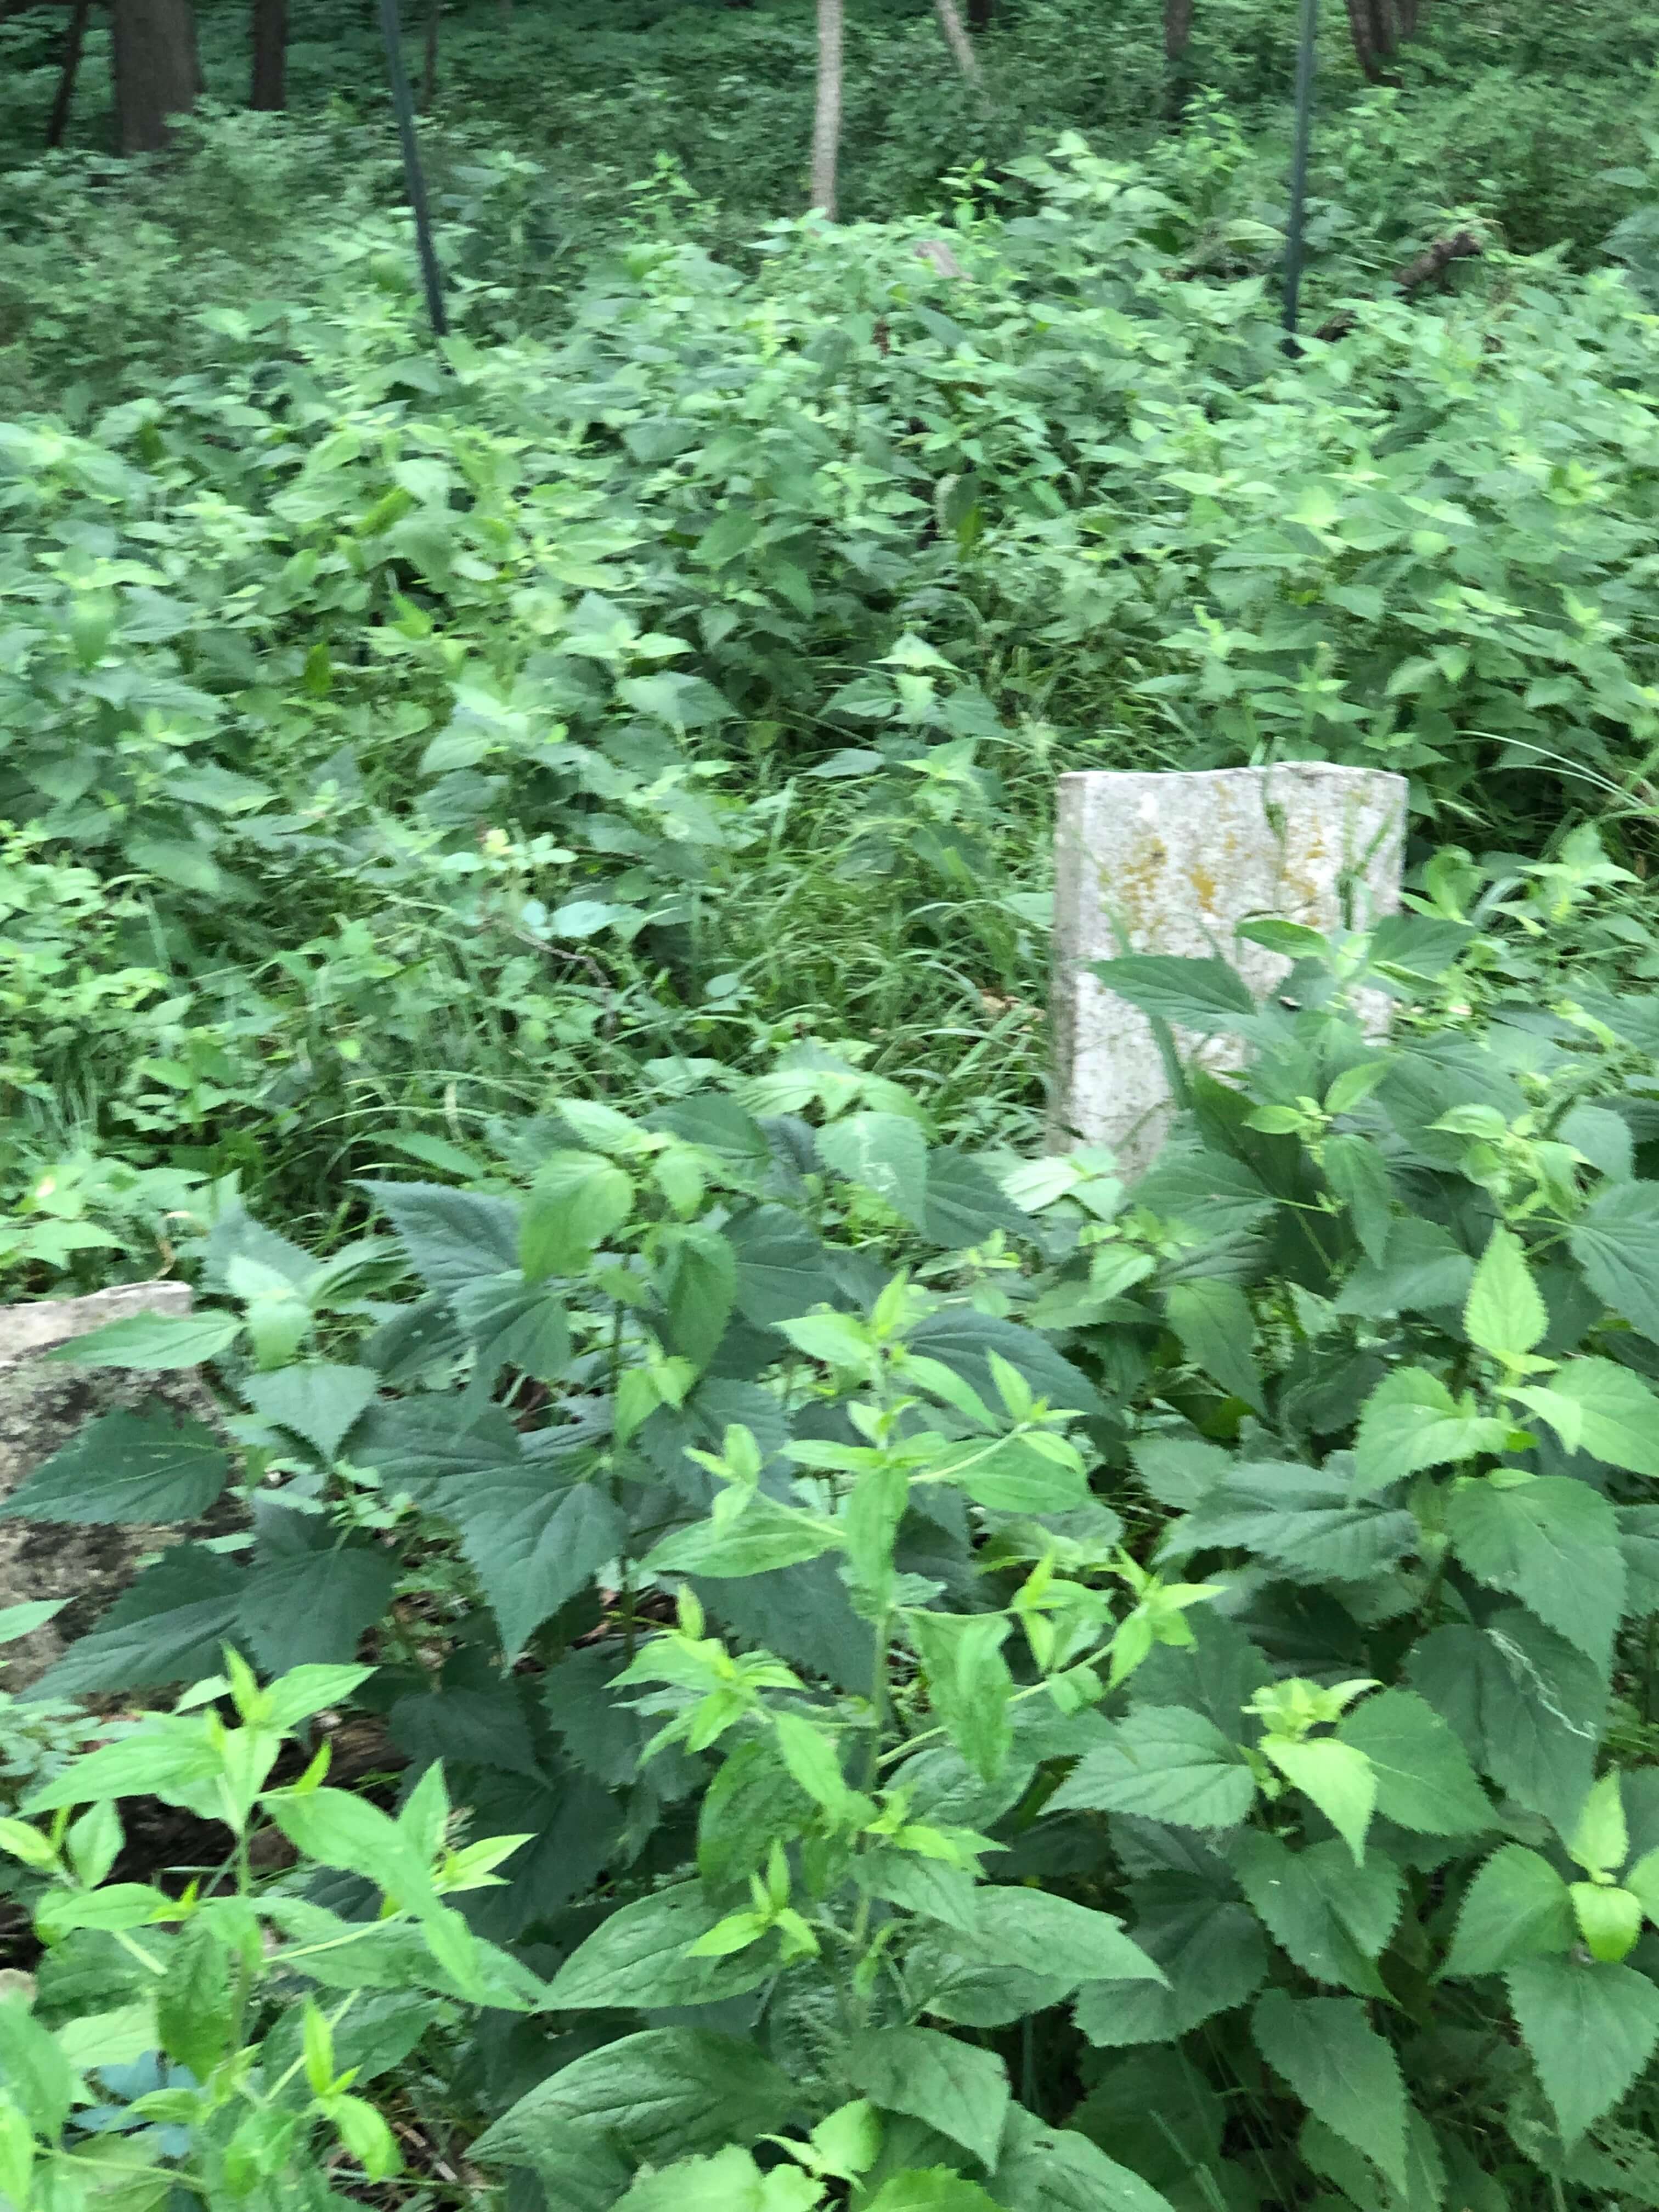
(1050, 764), (1408, 1174)
(0, 1283), (238, 1692)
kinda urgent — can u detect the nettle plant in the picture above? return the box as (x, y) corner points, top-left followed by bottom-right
(12, 861), (1659, 2208)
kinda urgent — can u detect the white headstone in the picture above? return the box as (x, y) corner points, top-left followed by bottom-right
(1050, 764), (1408, 1174)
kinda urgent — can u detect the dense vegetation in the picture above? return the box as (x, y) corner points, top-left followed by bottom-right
(3, 0), (1659, 2205)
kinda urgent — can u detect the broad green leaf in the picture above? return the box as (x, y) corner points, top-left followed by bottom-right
(1572, 1882), (1643, 1963)
(988, 2107), (1181, 2212)
(1335, 1218), (1474, 1321)
(1335, 1689), (1492, 1835)
(157, 1917), (234, 2079)
(1260, 1737), (1375, 1864)
(1465, 1226), (1547, 1361)
(1569, 1181), (1659, 1345)
(242, 1362), (380, 1462)
(264, 1788), (431, 1903)
(0, 1999), (77, 2139)
(614, 2146), (783, 2212)
(909, 1611), (1015, 1785)
(906, 1311), (1102, 1420)
(0, 1599), (66, 1644)
(453, 1274), (572, 1385)
(238, 1545), (397, 1674)
(549, 1885), (775, 2009)
(1352, 1367), (1508, 1493)
(0, 1407), (230, 1524)
(46, 1310), (240, 1370)
(847, 2026), (1009, 2171)
(725, 1206), (843, 1326)
(1570, 1771), (1629, 1878)
(1505, 1954), (1659, 2143)
(1232, 1833), (1400, 1997)
(1251, 1991), (1407, 2193)
(433, 1467), (628, 1653)
(1446, 1476), (1624, 1672)
(473, 2029), (793, 2171)
(32, 1547), (248, 1697)
(357, 1180), (521, 1295)
(818, 1112), (929, 1228)
(1074, 1889), (1267, 2046)
(1545, 1359), (1659, 1478)
(1323, 1133), (1394, 1265)
(927, 1433), (1088, 1515)
(865, 2176), (1000, 2212)
(966, 1889), (1165, 1994)
(922, 1151), (1039, 1253)
(1165, 1280), (1263, 1414)
(646, 1494), (842, 1579)
(1048, 1706), (1255, 1830)
(520, 1153), (634, 1280)
(1443, 1845), (1575, 1976)
(662, 1227), (738, 1367)
(1410, 1612), (1605, 1836)
(1090, 956), (1256, 1034)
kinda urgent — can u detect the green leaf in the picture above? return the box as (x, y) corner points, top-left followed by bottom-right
(646, 1494), (842, 1579)
(1260, 1737), (1376, 1864)
(928, 1434), (1088, 1515)
(242, 1363), (380, 1462)
(1410, 1611), (1605, 1836)
(988, 2107), (1181, 2212)
(906, 1312), (1102, 1420)
(908, 1611), (1014, 1785)
(473, 2029), (793, 2172)
(1446, 1477), (1624, 1672)
(1335, 1218), (1475, 1321)
(922, 1152), (1039, 1252)
(614, 2147), (778, 2212)
(1251, 1991), (1407, 2194)
(46, 1310), (240, 1370)
(1572, 1882), (1644, 1963)
(725, 1207), (843, 1326)
(434, 1466), (628, 1654)
(1090, 956), (1256, 1034)
(1164, 1280), (1263, 1414)
(866, 2177), (1001, 2212)
(965, 1889), (1166, 1993)
(265, 1787), (430, 1903)
(1075, 1888), (1267, 2046)
(238, 1545), (397, 1674)
(1048, 1706), (1255, 1830)
(662, 1228), (738, 1368)
(1464, 1226), (1548, 1360)
(1444, 1845), (1576, 1976)
(1335, 1689), (1492, 1836)
(33, 1547), (248, 1696)
(357, 1180), (521, 1295)
(1569, 1181), (1659, 1344)
(520, 1153), (634, 1280)
(1544, 1359), (1659, 1478)
(818, 1112), (929, 1228)
(549, 1886), (775, 2010)
(847, 2026), (1009, 2171)
(1505, 1954), (1659, 2143)
(0, 1998), (76, 2138)
(0, 1406), (230, 1525)
(1570, 1770), (1629, 1878)
(157, 1916), (234, 2078)
(1232, 1834), (1400, 1997)
(1323, 1134), (1394, 1265)
(1352, 1368), (1508, 1493)
(453, 1274), (572, 1385)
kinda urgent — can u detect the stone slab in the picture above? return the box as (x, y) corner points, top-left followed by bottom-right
(1050, 764), (1408, 1175)
(0, 1282), (238, 1694)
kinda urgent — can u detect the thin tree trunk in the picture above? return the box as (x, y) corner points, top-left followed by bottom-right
(933, 0), (983, 82)
(421, 0), (439, 109)
(1164, 0), (1193, 56)
(1342, 0), (1381, 78)
(250, 0), (287, 108)
(810, 0), (842, 218)
(966, 0), (990, 28)
(111, 0), (201, 153)
(46, 0), (91, 147)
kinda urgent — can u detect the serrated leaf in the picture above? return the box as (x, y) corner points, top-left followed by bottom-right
(646, 1494), (842, 1579)
(909, 1610), (1014, 1785)
(817, 1111), (929, 1228)
(1545, 1359), (1659, 1479)
(1446, 1477), (1624, 1672)
(1444, 1845), (1575, 1977)
(1572, 1883), (1644, 1963)
(1336, 1689), (1492, 1835)
(549, 1886), (774, 2009)
(1165, 1279), (1263, 1414)
(1505, 1954), (1659, 2143)
(1323, 1134), (1394, 1265)
(1232, 1833), (1400, 1997)
(242, 1363), (379, 1462)
(725, 1206), (843, 1326)
(357, 1180), (521, 1295)
(1352, 1368), (1508, 1493)
(1569, 1181), (1659, 1345)
(1261, 1736), (1375, 1864)
(238, 1546), (397, 1674)
(46, 1310), (240, 1370)
(1075, 1889), (1267, 2046)
(988, 2107), (1182, 2212)
(964, 1889), (1165, 1993)
(847, 2026), (1009, 2171)
(33, 1546), (247, 1696)
(0, 1407), (230, 1525)
(1410, 1612), (1605, 1836)
(662, 1228), (737, 1368)
(1090, 956), (1256, 1033)
(922, 1150), (1039, 1252)
(1251, 1991), (1408, 2193)
(1465, 1226), (1548, 1360)
(520, 1153), (634, 1280)
(1048, 1706), (1255, 1830)
(1335, 1218), (1475, 1321)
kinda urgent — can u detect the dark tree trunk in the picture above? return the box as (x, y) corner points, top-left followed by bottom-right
(46, 0), (91, 147)
(1344, 0), (1400, 79)
(966, 0), (990, 30)
(421, 0), (438, 109)
(111, 0), (201, 152)
(1163, 0), (1193, 55)
(250, 0), (286, 108)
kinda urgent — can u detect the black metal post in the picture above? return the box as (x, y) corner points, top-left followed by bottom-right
(1282, 0), (1318, 344)
(377, 0), (449, 338)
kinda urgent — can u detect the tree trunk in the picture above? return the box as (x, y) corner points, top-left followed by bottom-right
(46, 0), (91, 147)
(250, 0), (286, 108)
(966, 0), (990, 29)
(1164, 0), (1193, 56)
(111, 0), (201, 153)
(933, 0), (983, 82)
(809, 0), (842, 218)
(421, 0), (439, 109)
